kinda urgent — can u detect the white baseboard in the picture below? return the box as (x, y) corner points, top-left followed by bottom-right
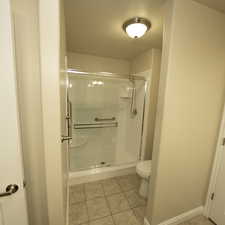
(144, 218), (151, 225)
(144, 206), (204, 225)
(69, 164), (136, 185)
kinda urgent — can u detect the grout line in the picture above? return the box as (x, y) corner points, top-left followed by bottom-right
(132, 207), (144, 225)
(104, 193), (114, 225)
(88, 215), (114, 225)
(100, 181), (113, 220)
(111, 209), (135, 225)
(69, 175), (143, 225)
(83, 184), (87, 202)
(132, 208), (144, 225)
(101, 180), (107, 197)
(84, 202), (89, 224)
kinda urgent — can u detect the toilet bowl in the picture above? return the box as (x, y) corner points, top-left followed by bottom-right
(136, 160), (152, 198)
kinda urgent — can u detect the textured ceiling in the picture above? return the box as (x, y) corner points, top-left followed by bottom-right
(64, 0), (225, 60)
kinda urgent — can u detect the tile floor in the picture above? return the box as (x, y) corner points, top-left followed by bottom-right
(69, 174), (213, 225)
(177, 215), (214, 225)
(69, 174), (146, 225)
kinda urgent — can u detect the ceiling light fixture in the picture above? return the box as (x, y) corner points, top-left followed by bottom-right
(122, 17), (151, 39)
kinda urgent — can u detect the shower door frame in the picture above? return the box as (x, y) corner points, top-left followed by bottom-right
(67, 69), (150, 171)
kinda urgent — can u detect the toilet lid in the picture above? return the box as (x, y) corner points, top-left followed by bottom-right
(136, 160), (152, 178)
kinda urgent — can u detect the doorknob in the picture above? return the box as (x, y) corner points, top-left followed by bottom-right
(0, 184), (19, 198)
(61, 135), (72, 143)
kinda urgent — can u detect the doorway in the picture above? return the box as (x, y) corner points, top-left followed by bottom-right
(206, 104), (225, 225)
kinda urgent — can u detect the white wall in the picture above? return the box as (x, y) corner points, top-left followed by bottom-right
(130, 49), (152, 74)
(39, 0), (67, 224)
(147, 1), (225, 224)
(131, 49), (162, 160)
(146, 49), (161, 160)
(68, 52), (130, 74)
(12, 0), (48, 225)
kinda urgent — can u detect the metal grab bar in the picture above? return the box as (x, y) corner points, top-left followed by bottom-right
(74, 122), (118, 129)
(94, 117), (116, 122)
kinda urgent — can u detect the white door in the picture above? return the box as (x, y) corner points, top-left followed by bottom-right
(0, 0), (29, 225)
(209, 126), (225, 225)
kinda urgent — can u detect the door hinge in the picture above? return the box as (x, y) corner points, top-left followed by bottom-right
(211, 193), (215, 200)
(222, 138), (225, 146)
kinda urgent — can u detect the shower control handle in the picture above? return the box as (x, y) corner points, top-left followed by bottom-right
(61, 135), (72, 143)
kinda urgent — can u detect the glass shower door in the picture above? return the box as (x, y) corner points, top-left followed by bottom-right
(68, 74), (146, 172)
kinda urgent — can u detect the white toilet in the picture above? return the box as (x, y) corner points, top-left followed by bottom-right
(136, 160), (152, 198)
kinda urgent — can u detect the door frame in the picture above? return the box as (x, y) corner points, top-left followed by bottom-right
(204, 103), (225, 217)
(38, 0), (66, 225)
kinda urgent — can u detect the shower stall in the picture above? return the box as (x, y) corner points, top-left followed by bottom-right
(67, 69), (148, 181)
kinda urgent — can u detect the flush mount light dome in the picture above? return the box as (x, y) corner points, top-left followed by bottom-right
(123, 17), (151, 39)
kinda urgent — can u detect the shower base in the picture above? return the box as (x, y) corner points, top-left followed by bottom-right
(68, 162), (137, 186)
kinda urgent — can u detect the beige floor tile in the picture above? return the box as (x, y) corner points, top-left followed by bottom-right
(112, 210), (141, 225)
(116, 174), (140, 192)
(186, 216), (213, 225)
(101, 178), (122, 196)
(124, 190), (146, 208)
(133, 206), (145, 223)
(178, 222), (191, 225)
(87, 197), (111, 220)
(85, 182), (104, 200)
(70, 184), (86, 204)
(178, 216), (214, 225)
(106, 193), (130, 214)
(69, 202), (88, 225)
(89, 216), (114, 225)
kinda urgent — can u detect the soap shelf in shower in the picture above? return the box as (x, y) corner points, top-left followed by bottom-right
(73, 122), (118, 129)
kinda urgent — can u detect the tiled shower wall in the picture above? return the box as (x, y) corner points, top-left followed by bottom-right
(68, 76), (145, 171)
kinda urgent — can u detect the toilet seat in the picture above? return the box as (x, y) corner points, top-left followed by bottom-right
(136, 160), (152, 179)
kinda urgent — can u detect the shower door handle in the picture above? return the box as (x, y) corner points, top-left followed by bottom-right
(61, 135), (72, 143)
(67, 100), (73, 137)
(66, 101), (72, 120)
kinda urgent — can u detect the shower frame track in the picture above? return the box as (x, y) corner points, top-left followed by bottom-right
(67, 68), (146, 81)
